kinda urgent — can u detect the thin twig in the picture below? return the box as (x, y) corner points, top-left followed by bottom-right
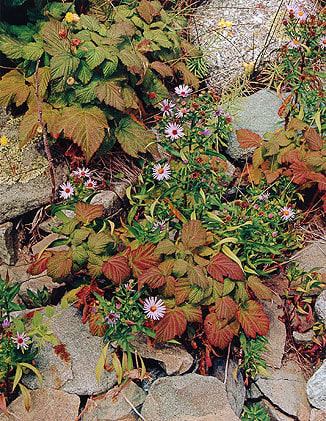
(34, 58), (55, 202)
(224, 342), (231, 384)
(121, 390), (148, 421)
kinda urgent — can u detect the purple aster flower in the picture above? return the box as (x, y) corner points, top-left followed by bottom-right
(174, 84), (192, 97)
(152, 220), (167, 232)
(2, 319), (10, 328)
(12, 332), (30, 351)
(152, 163), (171, 181)
(214, 107), (223, 117)
(201, 128), (212, 137)
(159, 99), (176, 117)
(279, 206), (295, 221)
(143, 297), (166, 320)
(259, 192), (270, 201)
(104, 311), (120, 325)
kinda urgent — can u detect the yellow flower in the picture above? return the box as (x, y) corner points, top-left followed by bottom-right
(0, 136), (8, 147)
(36, 126), (43, 134)
(217, 18), (232, 31)
(243, 61), (254, 74)
(65, 12), (74, 23)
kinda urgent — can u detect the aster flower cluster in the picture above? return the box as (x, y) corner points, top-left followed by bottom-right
(59, 167), (97, 200)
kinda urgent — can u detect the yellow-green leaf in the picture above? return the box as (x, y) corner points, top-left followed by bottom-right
(95, 342), (110, 384)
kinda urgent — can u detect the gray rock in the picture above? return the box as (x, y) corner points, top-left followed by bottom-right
(291, 242), (326, 275)
(18, 274), (60, 308)
(293, 330), (315, 345)
(129, 332), (193, 376)
(0, 222), (15, 264)
(261, 399), (295, 421)
(225, 90), (283, 162)
(0, 388), (80, 421)
(82, 381), (146, 421)
(22, 305), (117, 395)
(0, 107), (68, 224)
(141, 366), (167, 393)
(310, 409), (326, 421)
(315, 290), (326, 323)
(256, 360), (310, 417)
(192, 0), (315, 90)
(261, 297), (286, 369)
(211, 358), (245, 417)
(307, 361), (326, 411)
(141, 373), (240, 421)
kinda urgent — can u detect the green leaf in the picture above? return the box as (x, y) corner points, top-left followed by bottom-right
(0, 70), (30, 107)
(77, 61), (93, 84)
(223, 279), (235, 296)
(19, 363), (43, 389)
(88, 232), (113, 254)
(102, 57), (119, 77)
(115, 116), (156, 157)
(32, 310), (43, 327)
(137, 0), (156, 24)
(85, 46), (107, 69)
(155, 239), (177, 256)
(95, 81), (125, 111)
(22, 41), (44, 61)
(12, 365), (23, 392)
(50, 52), (80, 89)
(47, 250), (72, 280)
(79, 14), (103, 33)
(96, 342), (110, 384)
(58, 105), (109, 162)
(122, 86), (138, 109)
(75, 81), (97, 103)
(18, 383), (31, 412)
(45, 306), (55, 318)
(72, 245), (88, 265)
(41, 19), (70, 56)
(71, 228), (91, 245)
(0, 34), (27, 59)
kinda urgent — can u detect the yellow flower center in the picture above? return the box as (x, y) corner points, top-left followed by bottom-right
(158, 168), (164, 174)
(293, 40), (299, 45)
(323, 40), (326, 45)
(284, 210), (290, 215)
(298, 10), (304, 16)
(150, 305), (157, 312)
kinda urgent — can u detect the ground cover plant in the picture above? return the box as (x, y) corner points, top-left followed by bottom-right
(0, 0), (200, 162)
(0, 0), (326, 417)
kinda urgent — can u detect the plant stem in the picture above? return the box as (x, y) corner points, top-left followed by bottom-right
(34, 58), (55, 203)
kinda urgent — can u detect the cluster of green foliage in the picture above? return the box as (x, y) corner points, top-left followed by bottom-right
(0, 0), (200, 162)
(272, 6), (326, 130)
(0, 274), (58, 411)
(241, 402), (270, 421)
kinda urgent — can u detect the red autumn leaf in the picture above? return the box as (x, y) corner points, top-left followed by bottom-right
(75, 201), (104, 224)
(27, 251), (53, 275)
(102, 255), (130, 284)
(0, 394), (9, 418)
(204, 314), (235, 349)
(126, 243), (161, 278)
(213, 297), (238, 320)
(304, 127), (323, 151)
(236, 300), (269, 338)
(264, 168), (283, 184)
(138, 266), (168, 289)
(207, 253), (244, 283)
(46, 250), (72, 280)
(236, 129), (262, 148)
(154, 307), (187, 343)
(187, 264), (208, 288)
(289, 160), (311, 184)
(181, 220), (207, 249)
(174, 278), (192, 304)
(308, 172), (326, 191)
(278, 149), (301, 164)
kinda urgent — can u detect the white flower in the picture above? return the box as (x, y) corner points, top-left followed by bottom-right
(59, 181), (74, 199)
(294, 8), (307, 21)
(152, 163), (171, 181)
(72, 167), (91, 178)
(319, 36), (326, 49)
(279, 206), (295, 221)
(143, 297), (166, 320)
(84, 178), (97, 189)
(174, 84), (192, 97)
(159, 99), (176, 117)
(152, 220), (167, 232)
(164, 122), (185, 140)
(289, 39), (301, 49)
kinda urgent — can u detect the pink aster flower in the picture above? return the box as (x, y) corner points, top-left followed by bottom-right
(175, 107), (189, 118)
(289, 39), (301, 49)
(125, 281), (135, 292)
(159, 99), (176, 117)
(152, 163), (171, 181)
(12, 332), (30, 351)
(104, 311), (120, 325)
(272, 231), (278, 238)
(259, 192), (270, 201)
(143, 297), (166, 320)
(294, 8), (307, 21)
(152, 220), (167, 232)
(279, 206), (295, 221)
(286, 2), (299, 15)
(214, 107), (223, 117)
(201, 127), (212, 137)
(84, 178), (97, 189)
(319, 36), (326, 49)
(253, 203), (259, 209)
(72, 167), (91, 178)
(164, 122), (185, 140)
(2, 319), (10, 328)
(174, 84), (192, 97)
(59, 181), (74, 199)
